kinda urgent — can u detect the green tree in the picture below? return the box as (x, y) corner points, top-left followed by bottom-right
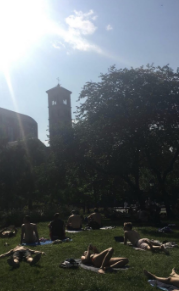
(75, 65), (179, 216)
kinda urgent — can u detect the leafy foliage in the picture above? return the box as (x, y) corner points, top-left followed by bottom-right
(1, 65), (179, 215)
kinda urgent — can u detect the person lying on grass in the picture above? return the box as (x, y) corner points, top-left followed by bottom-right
(0, 226), (17, 238)
(123, 222), (169, 253)
(81, 244), (128, 274)
(144, 268), (179, 291)
(0, 246), (45, 267)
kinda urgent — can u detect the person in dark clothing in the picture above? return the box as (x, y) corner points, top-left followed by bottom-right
(48, 213), (65, 241)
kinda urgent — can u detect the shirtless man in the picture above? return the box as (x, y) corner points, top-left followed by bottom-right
(123, 222), (168, 253)
(88, 209), (102, 229)
(0, 245), (45, 267)
(81, 244), (128, 274)
(144, 268), (179, 290)
(67, 210), (82, 230)
(20, 215), (40, 245)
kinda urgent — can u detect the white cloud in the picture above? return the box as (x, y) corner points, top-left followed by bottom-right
(106, 24), (113, 31)
(51, 10), (102, 54)
(52, 41), (66, 49)
(92, 15), (98, 21)
(65, 10), (97, 35)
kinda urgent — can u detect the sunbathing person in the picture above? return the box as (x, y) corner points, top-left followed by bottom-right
(0, 246), (45, 267)
(81, 244), (128, 274)
(144, 268), (179, 290)
(87, 209), (102, 229)
(67, 210), (82, 230)
(20, 215), (40, 245)
(123, 222), (168, 253)
(0, 226), (17, 238)
(48, 213), (65, 241)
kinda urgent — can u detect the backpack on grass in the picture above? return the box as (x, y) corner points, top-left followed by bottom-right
(59, 258), (79, 269)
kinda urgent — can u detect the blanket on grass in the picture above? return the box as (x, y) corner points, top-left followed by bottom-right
(66, 230), (83, 233)
(148, 280), (177, 291)
(77, 259), (129, 273)
(100, 226), (115, 230)
(21, 238), (72, 246)
(66, 226), (115, 232)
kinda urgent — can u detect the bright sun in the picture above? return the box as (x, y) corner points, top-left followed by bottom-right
(0, 0), (49, 70)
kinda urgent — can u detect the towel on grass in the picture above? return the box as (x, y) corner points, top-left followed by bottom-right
(117, 240), (146, 251)
(148, 280), (177, 291)
(22, 240), (52, 246)
(77, 259), (129, 273)
(21, 238), (72, 246)
(100, 226), (115, 230)
(65, 230), (83, 233)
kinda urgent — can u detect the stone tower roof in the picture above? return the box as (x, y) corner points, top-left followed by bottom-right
(46, 84), (72, 94)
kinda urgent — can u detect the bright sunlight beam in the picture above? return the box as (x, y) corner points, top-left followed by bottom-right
(0, 0), (49, 70)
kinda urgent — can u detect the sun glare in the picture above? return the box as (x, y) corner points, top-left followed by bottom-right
(0, 0), (49, 69)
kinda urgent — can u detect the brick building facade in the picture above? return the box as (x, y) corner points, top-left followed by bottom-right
(0, 107), (38, 142)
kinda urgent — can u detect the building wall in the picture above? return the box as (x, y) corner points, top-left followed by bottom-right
(0, 107), (38, 142)
(46, 84), (72, 142)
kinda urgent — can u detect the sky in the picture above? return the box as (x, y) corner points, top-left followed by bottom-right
(0, 0), (179, 145)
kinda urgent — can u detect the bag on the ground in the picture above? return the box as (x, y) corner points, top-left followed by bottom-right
(88, 221), (100, 230)
(158, 226), (172, 233)
(59, 258), (79, 268)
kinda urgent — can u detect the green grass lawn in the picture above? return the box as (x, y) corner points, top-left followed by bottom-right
(0, 221), (179, 291)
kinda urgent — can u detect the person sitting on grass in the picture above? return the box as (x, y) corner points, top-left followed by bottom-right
(20, 215), (40, 245)
(123, 222), (168, 253)
(87, 209), (102, 229)
(144, 268), (179, 290)
(0, 246), (45, 268)
(81, 244), (129, 274)
(48, 213), (65, 241)
(67, 210), (82, 231)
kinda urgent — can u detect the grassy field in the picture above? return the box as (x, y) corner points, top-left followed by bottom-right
(0, 221), (179, 291)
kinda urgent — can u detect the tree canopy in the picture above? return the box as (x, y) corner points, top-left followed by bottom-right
(75, 65), (179, 212)
(1, 65), (179, 216)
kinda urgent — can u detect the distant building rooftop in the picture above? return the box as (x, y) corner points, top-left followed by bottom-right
(0, 107), (37, 124)
(46, 84), (72, 94)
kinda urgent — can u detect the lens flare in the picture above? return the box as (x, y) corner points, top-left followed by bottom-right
(0, 0), (49, 69)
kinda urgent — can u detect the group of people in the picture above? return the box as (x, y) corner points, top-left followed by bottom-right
(80, 221), (179, 290)
(19, 209), (102, 245)
(80, 221), (169, 274)
(49, 209), (102, 241)
(0, 212), (178, 290)
(0, 210), (102, 268)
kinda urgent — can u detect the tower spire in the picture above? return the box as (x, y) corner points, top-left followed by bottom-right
(57, 77), (60, 86)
